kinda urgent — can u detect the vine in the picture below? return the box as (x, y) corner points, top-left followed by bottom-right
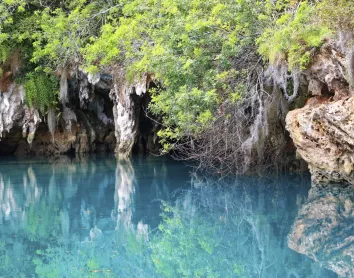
(23, 72), (59, 113)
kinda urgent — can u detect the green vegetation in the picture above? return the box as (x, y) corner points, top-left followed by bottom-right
(83, 0), (263, 145)
(258, 1), (331, 70)
(150, 202), (245, 277)
(258, 0), (354, 69)
(0, 0), (352, 160)
(34, 247), (116, 278)
(23, 72), (59, 113)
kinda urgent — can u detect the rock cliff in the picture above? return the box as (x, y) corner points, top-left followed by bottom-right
(286, 40), (354, 276)
(286, 41), (354, 185)
(0, 80), (116, 156)
(109, 68), (153, 157)
(0, 70), (158, 157)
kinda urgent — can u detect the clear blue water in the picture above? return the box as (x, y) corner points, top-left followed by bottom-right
(0, 155), (337, 277)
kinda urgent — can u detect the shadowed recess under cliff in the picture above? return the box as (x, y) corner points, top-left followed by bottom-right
(0, 72), (159, 157)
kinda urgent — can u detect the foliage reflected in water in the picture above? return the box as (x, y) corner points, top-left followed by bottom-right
(151, 202), (241, 278)
(0, 156), (336, 277)
(149, 181), (336, 278)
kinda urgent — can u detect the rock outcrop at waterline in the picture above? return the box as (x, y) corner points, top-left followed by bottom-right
(109, 69), (152, 157)
(0, 70), (159, 157)
(0, 84), (40, 146)
(286, 41), (354, 185)
(285, 39), (354, 276)
(0, 82), (116, 156)
(286, 95), (354, 185)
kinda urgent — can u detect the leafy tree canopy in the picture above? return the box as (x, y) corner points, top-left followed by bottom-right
(0, 0), (350, 145)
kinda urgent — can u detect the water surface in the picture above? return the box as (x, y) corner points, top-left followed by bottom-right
(0, 155), (337, 277)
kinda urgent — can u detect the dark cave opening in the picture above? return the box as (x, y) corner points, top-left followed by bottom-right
(0, 127), (24, 156)
(133, 83), (161, 155)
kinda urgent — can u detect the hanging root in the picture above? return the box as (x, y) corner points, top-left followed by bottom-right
(241, 78), (271, 172)
(172, 62), (281, 175)
(169, 45), (295, 176)
(265, 62), (299, 103)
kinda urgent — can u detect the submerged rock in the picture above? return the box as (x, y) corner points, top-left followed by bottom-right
(90, 226), (103, 241)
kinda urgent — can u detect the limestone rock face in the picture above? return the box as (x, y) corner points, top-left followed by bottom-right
(286, 39), (354, 277)
(13, 109), (115, 156)
(78, 69), (155, 157)
(0, 70), (159, 157)
(286, 41), (354, 184)
(286, 96), (354, 184)
(0, 76), (116, 156)
(304, 43), (350, 100)
(0, 84), (41, 145)
(288, 182), (354, 277)
(109, 71), (151, 157)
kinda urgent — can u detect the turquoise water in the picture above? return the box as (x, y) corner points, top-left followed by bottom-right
(0, 155), (336, 277)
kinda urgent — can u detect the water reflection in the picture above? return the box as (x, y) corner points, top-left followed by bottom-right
(289, 182), (354, 277)
(114, 159), (136, 230)
(0, 156), (188, 277)
(150, 176), (336, 278)
(0, 156), (337, 277)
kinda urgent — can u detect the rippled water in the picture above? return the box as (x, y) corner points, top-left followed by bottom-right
(0, 155), (337, 277)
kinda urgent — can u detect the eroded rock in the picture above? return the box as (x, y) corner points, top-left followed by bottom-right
(13, 110), (115, 156)
(110, 69), (151, 157)
(0, 84), (41, 145)
(286, 40), (354, 185)
(286, 96), (354, 184)
(0, 77), (116, 156)
(304, 42), (350, 100)
(286, 40), (354, 276)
